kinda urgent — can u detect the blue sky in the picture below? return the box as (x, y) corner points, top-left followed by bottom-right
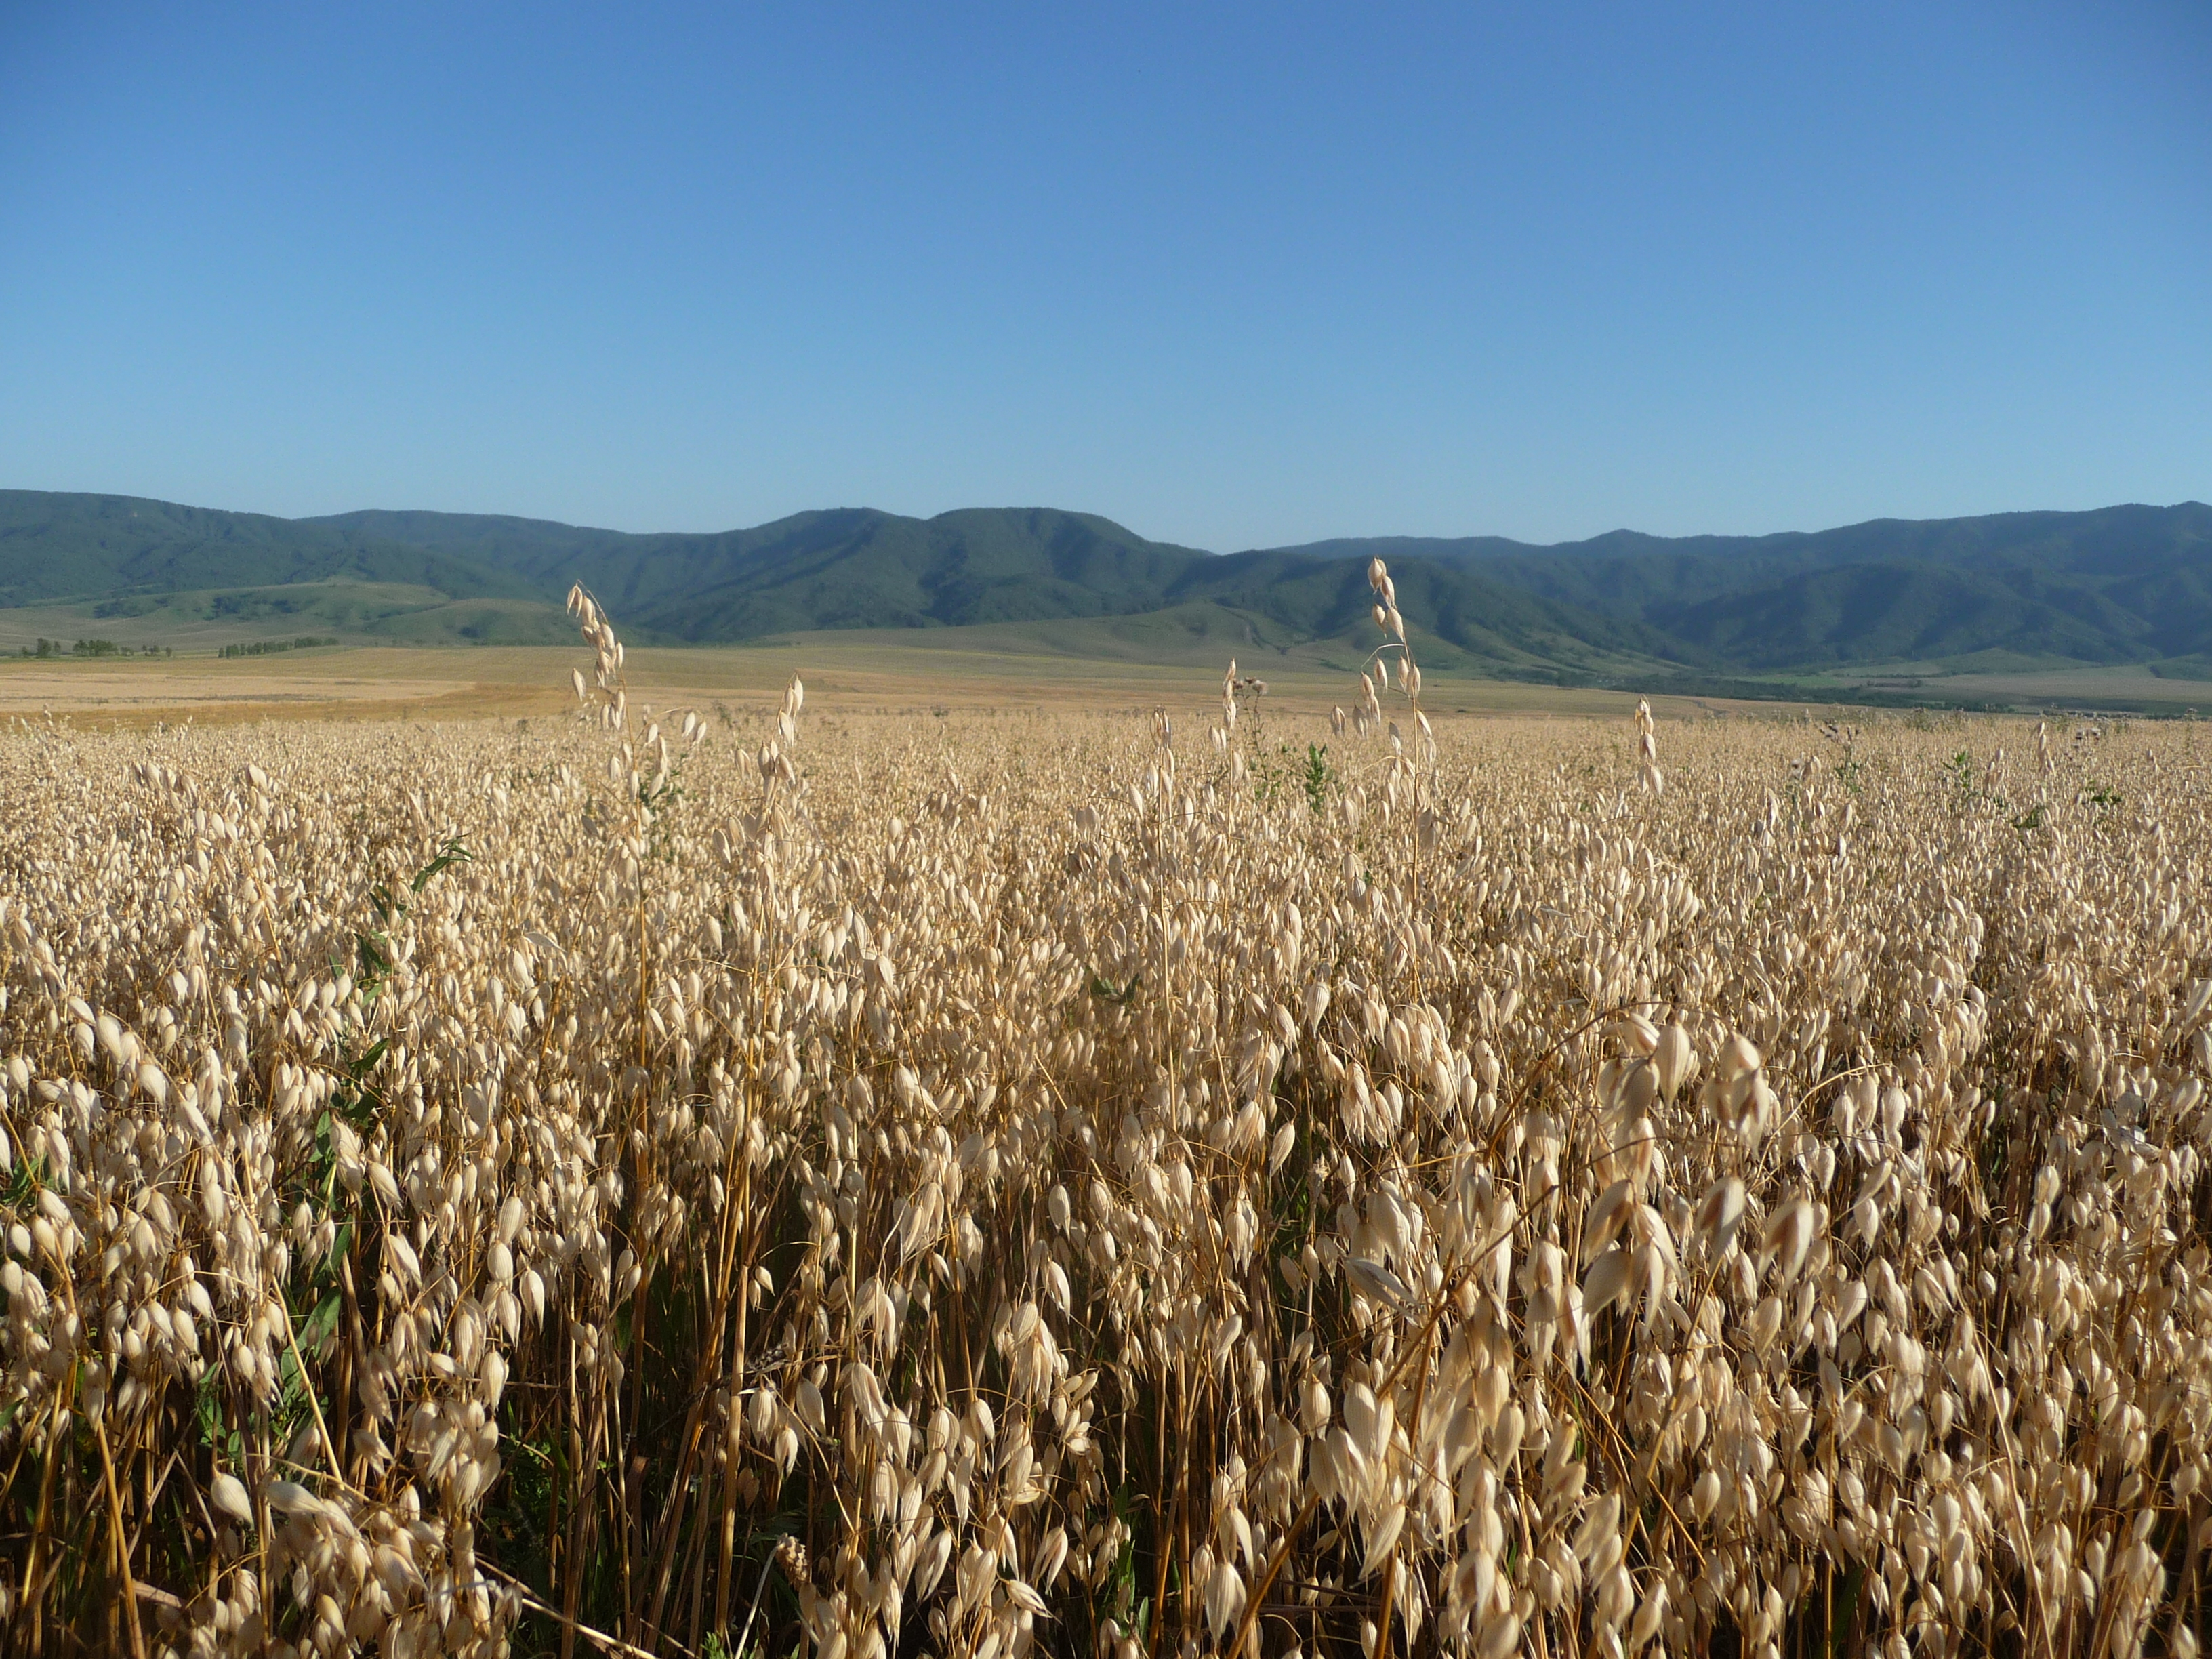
(3, 2), (2207, 549)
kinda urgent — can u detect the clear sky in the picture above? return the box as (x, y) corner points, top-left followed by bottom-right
(3, 2), (2207, 550)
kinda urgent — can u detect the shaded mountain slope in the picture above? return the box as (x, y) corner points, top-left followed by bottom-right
(10, 490), (2211, 676)
(310, 506), (1213, 634)
(1166, 552), (1694, 672)
(1270, 502), (2212, 665)
(0, 491), (542, 608)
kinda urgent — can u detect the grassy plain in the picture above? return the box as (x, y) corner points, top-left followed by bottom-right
(19, 621), (2107, 737)
(0, 637), (1762, 728)
(1824, 660), (2212, 714)
(12, 570), (2211, 732)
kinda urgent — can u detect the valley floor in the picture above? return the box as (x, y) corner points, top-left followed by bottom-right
(12, 636), (2201, 732)
(0, 641), (1726, 727)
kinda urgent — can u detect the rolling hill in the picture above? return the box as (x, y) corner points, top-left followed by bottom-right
(5, 490), (2210, 693)
(0, 491), (546, 609)
(301, 504), (1678, 677)
(0, 492), (573, 644)
(1269, 502), (2212, 668)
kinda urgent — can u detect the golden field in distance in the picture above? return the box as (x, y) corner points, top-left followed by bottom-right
(7, 624), (2208, 733)
(0, 640), (1721, 729)
(1, 637), (2208, 1658)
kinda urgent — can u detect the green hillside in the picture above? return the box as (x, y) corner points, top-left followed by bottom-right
(311, 506), (1213, 632)
(1181, 552), (1683, 660)
(0, 491), (546, 609)
(308, 504), (1688, 674)
(9, 490), (2212, 693)
(1271, 502), (2212, 668)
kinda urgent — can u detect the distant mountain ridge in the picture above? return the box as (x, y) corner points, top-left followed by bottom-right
(1269, 503), (2212, 668)
(5, 489), (2209, 677)
(0, 491), (544, 608)
(310, 505), (1216, 639)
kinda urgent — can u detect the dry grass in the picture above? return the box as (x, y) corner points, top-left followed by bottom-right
(1, 602), (2208, 1658)
(0, 641), (1784, 729)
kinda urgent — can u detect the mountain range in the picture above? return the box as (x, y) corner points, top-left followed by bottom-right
(5, 489), (2209, 690)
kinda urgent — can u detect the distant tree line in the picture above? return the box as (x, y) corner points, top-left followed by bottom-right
(20, 638), (173, 659)
(218, 636), (339, 659)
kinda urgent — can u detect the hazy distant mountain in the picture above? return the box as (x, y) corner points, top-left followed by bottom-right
(1267, 502), (2212, 668)
(0, 491), (543, 608)
(8, 489), (2209, 680)
(302, 504), (1673, 674)
(312, 506), (1211, 636)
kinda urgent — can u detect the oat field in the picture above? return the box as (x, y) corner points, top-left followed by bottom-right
(3, 605), (2210, 1658)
